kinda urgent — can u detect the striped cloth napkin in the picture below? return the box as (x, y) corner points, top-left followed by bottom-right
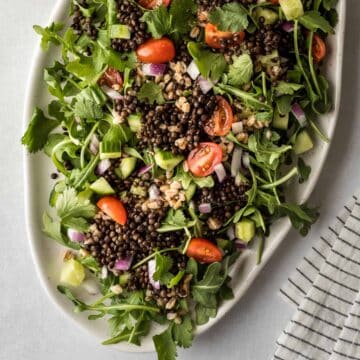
(274, 192), (360, 360)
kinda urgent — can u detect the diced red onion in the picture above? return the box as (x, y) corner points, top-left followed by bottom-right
(214, 163), (226, 183)
(148, 259), (160, 290)
(138, 164), (153, 175)
(199, 203), (212, 214)
(142, 63), (166, 77)
(231, 147), (243, 177)
(235, 239), (248, 250)
(282, 21), (294, 33)
(101, 266), (108, 279)
(101, 85), (123, 100)
(149, 184), (160, 200)
(82, 278), (100, 295)
(89, 134), (99, 155)
(291, 102), (306, 127)
(114, 256), (133, 271)
(187, 60), (200, 80)
(231, 122), (243, 134)
(226, 225), (236, 240)
(67, 228), (85, 243)
(198, 76), (214, 94)
(242, 152), (250, 169)
(96, 159), (111, 175)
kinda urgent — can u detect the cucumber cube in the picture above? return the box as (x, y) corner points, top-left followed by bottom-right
(279, 0), (304, 20)
(90, 177), (115, 195)
(115, 157), (137, 179)
(235, 219), (255, 243)
(294, 130), (314, 155)
(60, 259), (85, 287)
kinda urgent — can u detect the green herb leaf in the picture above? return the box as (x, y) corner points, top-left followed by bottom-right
(153, 253), (173, 284)
(228, 54), (253, 87)
(297, 158), (311, 184)
(33, 22), (64, 51)
(195, 304), (217, 325)
(141, 5), (171, 38)
(137, 81), (165, 104)
(208, 3), (249, 32)
(273, 81), (304, 96)
(299, 11), (334, 34)
(172, 315), (194, 348)
(153, 325), (177, 360)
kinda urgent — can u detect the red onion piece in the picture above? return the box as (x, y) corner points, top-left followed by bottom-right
(231, 122), (243, 134)
(187, 60), (200, 80)
(226, 225), (236, 240)
(89, 134), (99, 155)
(149, 184), (160, 200)
(231, 147), (243, 177)
(148, 259), (160, 290)
(138, 164), (153, 175)
(142, 63), (166, 77)
(96, 159), (111, 175)
(214, 163), (226, 183)
(235, 239), (248, 250)
(242, 152), (250, 169)
(67, 228), (85, 243)
(282, 21), (294, 33)
(199, 203), (212, 214)
(114, 256), (133, 271)
(291, 102), (306, 127)
(198, 76), (214, 94)
(101, 85), (123, 100)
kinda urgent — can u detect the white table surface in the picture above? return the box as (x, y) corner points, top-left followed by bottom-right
(1, 1), (359, 359)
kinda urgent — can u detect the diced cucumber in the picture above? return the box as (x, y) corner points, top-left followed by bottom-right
(279, 0), (304, 20)
(185, 183), (197, 202)
(99, 142), (121, 160)
(60, 259), (85, 287)
(235, 219), (255, 243)
(128, 113), (142, 133)
(109, 24), (131, 39)
(254, 8), (279, 25)
(115, 157), (137, 179)
(130, 185), (147, 197)
(273, 108), (289, 130)
(119, 272), (131, 286)
(294, 130), (314, 155)
(154, 149), (184, 171)
(90, 177), (115, 195)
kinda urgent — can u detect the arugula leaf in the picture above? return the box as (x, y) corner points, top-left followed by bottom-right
(137, 81), (165, 104)
(297, 158), (311, 184)
(141, 5), (171, 38)
(78, 255), (101, 273)
(187, 42), (227, 82)
(33, 22), (64, 51)
(195, 304), (217, 325)
(299, 11), (334, 34)
(153, 325), (177, 360)
(228, 54), (253, 87)
(208, 3), (249, 32)
(22, 107), (60, 153)
(323, 0), (338, 11)
(274, 81), (304, 96)
(172, 315), (194, 348)
(275, 95), (293, 114)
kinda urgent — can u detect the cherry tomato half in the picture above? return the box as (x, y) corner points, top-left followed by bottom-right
(97, 197), (127, 225)
(312, 33), (326, 63)
(205, 23), (245, 49)
(136, 38), (176, 64)
(138, 0), (170, 9)
(270, 0), (279, 5)
(204, 96), (234, 137)
(99, 67), (123, 90)
(187, 142), (223, 177)
(186, 238), (223, 263)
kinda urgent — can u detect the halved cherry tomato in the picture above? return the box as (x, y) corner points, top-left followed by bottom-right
(186, 238), (223, 263)
(312, 33), (326, 63)
(97, 197), (127, 225)
(204, 96), (234, 137)
(138, 0), (170, 9)
(270, 0), (279, 5)
(99, 67), (123, 90)
(187, 142), (223, 177)
(205, 23), (245, 49)
(136, 38), (175, 64)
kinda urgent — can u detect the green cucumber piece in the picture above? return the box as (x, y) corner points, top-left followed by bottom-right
(128, 113), (142, 133)
(294, 130), (314, 155)
(90, 177), (115, 195)
(235, 219), (255, 243)
(99, 142), (121, 160)
(273, 108), (289, 130)
(279, 0), (304, 20)
(60, 259), (85, 287)
(119, 272), (131, 286)
(109, 24), (131, 39)
(185, 183), (197, 202)
(154, 149), (184, 171)
(254, 8), (279, 25)
(78, 187), (94, 202)
(115, 157), (137, 179)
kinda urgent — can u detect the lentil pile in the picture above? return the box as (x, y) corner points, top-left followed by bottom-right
(71, 1), (98, 40)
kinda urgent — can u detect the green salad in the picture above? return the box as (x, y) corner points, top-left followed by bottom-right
(22, 0), (338, 358)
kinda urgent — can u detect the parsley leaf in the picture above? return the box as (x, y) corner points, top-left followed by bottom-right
(173, 164), (214, 190)
(299, 11), (334, 34)
(157, 209), (196, 233)
(141, 5), (171, 39)
(274, 81), (304, 96)
(172, 315), (194, 348)
(153, 325), (177, 360)
(195, 304), (217, 325)
(228, 54), (253, 86)
(137, 81), (165, 104)
(153, 253), (174, 284)
(74, 98), (103, 120)
(22, 107), (60, 153)
(208, 3), (249, 32)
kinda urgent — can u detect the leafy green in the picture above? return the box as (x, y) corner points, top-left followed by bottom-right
(157, 209), (196, 233)
(141, 5), (171, 38)
(172, 315), (194, 348)
(33, 22), (65, 51)
(323, 0), (338, 11)
(153, 325), (177, 360)
(228, 54), (253, 86)
(208, 3), (249, 32)
(153, 253), (174, 284)
(299, 11), (334, 34)
(137, 81), (165, 104)
(298, 158), (311, 184)
(173, 164), (214, 190)
(100, 124), (133, 157)
(274, 81), (304, 96)
(195, 304), (217, 325)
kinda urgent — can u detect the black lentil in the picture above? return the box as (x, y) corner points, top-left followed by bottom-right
(71, 1), (98, 40)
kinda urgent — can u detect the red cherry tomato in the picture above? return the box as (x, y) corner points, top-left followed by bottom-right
(138, 0), (170, 9)
(270, 0), (279, 5)
(312, 33), (326, 63)
(99, 67), (123, 90)
(186, 238), (223, 263)
(187, 143), (223, 177)
(136, 38), (176, 64)
(97, 197), (127, 225)
(205, 23), (245, 49)
(204, 96), (234, 137)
